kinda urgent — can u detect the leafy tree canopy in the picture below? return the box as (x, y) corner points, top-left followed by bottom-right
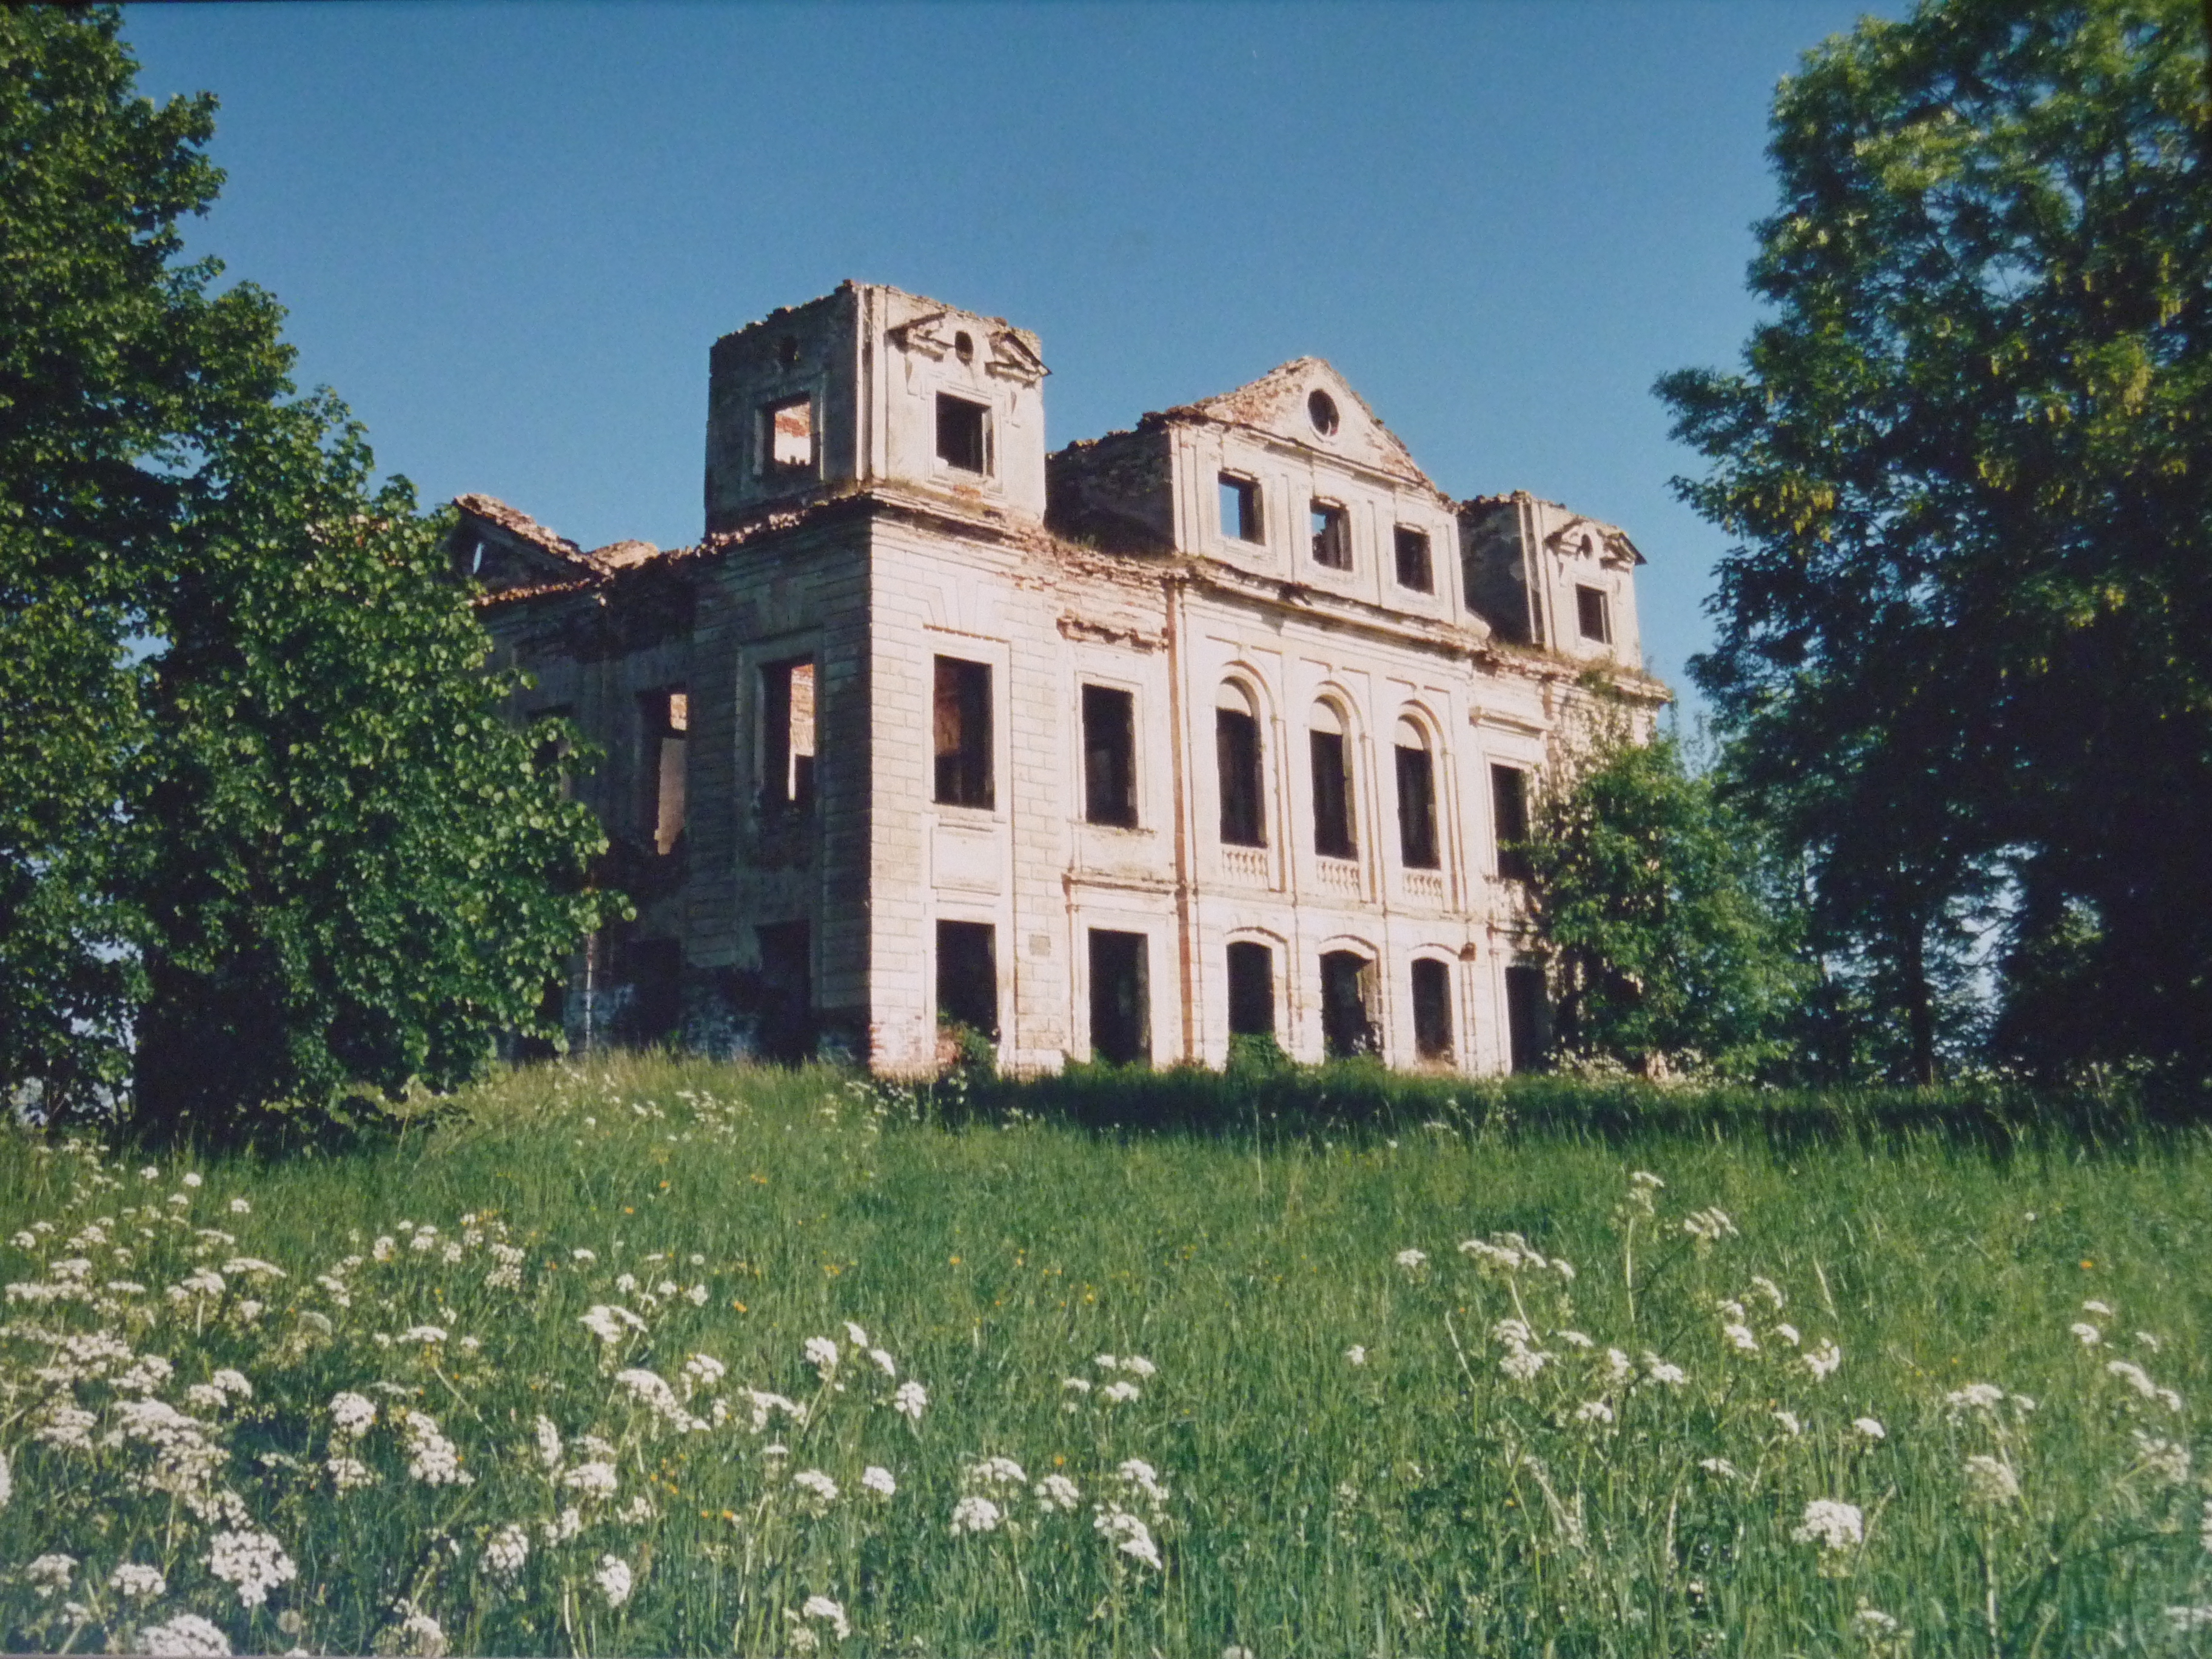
(1, 8), (618, 1136)
(1521, 706), (1809, 1081)
(1658, 0), (2212, 1081)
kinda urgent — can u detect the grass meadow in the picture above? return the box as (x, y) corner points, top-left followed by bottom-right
(0, 1056), (2207, 1656)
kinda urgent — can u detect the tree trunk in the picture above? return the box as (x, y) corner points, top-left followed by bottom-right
(1900, 919), (1937, 1087)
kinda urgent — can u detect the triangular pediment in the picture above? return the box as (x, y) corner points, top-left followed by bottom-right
(1172, 358), (1439, 493)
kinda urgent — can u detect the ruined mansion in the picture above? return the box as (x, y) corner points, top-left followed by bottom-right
(459, 282), (1663, 1077)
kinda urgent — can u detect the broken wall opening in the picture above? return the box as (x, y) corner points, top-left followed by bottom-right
(642, 688), (689, 856)
(936, 920), (999, 1042)
(1087, 928), (1150, 1066)
(762, 395), (815, 478)
(1411, 957), (1453, 1061)
(753, 920), (814, 1062)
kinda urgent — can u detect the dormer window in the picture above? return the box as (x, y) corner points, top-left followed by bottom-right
(936, 394), (990, 474)
(1576, 584), (1612, 644)
(1393, 525), (1433, 593)
(1311, 500), (1350, 571)
(761, 395), (814, 476)
(1219, 474), (1263, 544)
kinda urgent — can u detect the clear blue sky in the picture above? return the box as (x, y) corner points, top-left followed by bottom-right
(123, 1), (1898, 699)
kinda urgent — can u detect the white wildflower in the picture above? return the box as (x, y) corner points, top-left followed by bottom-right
(594, 1554), (632, 1607)
(372, 1236), (396, 1262)
(1557, 1330), (1594, 1349)
(541, 1507), (583, 1544)
(1698, 1456), (1741, 1480)
(1501, 1345), (1551, 1382)
(1804, 1339), (1843, 1381)
(799, 1595), (850, 1641)
(950, 1494), (1004, 1535)
(1631, 1170), (1665, 1189)
(183, 1173), (203, 1188)
(1119, 1458), (1170, 1505)
(2168, 1606), (2212, 1635)
(1853, 1416), (1888, 1440)
(110, 1563), (167, 1600)
(792, 1468), (840, 1513)
(2136, 1330), (2163, 1352)
(1963, 1454), (2020, 1506)
(563, 1460), (618, 1496)
(229, 1197), (250, 1214)
(377, 1605), (447, 1657)
(1682, 1207), (1737, 1242)
(1854, 1607), (1902, 1638)
(891, 1380), (928, 1421)
(1121, 1355), (1158, 1377)
(1792, 1498), (1864, 1552)
(36, 1403), (98, 1449)
(1722, 1322), (1759, 1355)
(1772, 1322), (1801, 1347)
(967, 1455), (1027, 1489)
(2082, 1299), (2114, 1316)
(25, 1553), (75, 1595)
(1644, 1354), (1687, 1386)
(1573, 1399), (1615, 1426)
(398, 1324), (447, 1345)
(803, 1335), (839, 1378)
(1094, 1353), (1118, 1369)
(682, 1353), (727, 1394)
(842, 1320), (870, 1348)
(1945, 1382), (2007, 1415)
(330, 1391), (377, 1437)
(327, 1455), (377, 1492)
(1345, 1345), (1367, 1366)
(1394, 1248), (1427, 1269)
(1102, 1380), (1142, 1403)
(579, 1304), (646, 1344)
(868, 1346), (897, 1376)
(862, 1464), (897, 1497)
(2132, 1432), (2191, 1486)
(533, 1415), (563, 1470)
(617, 1493), (657, 1525)
(399, 1409), (472, 1487)
(571, 1247), (596, 1262)
(135, 1613), (232, 1655)
(1773, 1409), (1803, 1436)
(1094, 1503), (1164, 1570)
(1034, 1472), (1081, 1511)
(2069, 1321), (2102, 1347)
(686, 1282), (708, 1305)
(207, 1529), (298, 1607)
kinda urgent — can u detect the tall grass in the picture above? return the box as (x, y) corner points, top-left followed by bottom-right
(1, 1056), (2206, 1655)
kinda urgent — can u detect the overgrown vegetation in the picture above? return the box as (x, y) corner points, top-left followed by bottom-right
(1, 1055), (2207, 1656)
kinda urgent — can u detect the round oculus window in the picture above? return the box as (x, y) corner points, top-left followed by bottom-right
(1307, 389), (1340, 437)
(954, 330), (975, 364)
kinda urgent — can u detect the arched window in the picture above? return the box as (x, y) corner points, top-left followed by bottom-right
(1310, 702), (1356, 859)
(1394, 716), (1439, 870)
(1410, 957), (1453, 1061)
(1319, 948), (1376, 1058)
(1216, 682), (1266, 847)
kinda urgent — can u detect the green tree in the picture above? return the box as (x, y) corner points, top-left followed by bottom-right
(1657, 0), (2212, 1081)
(1520, 712), (1808, 1079)
(1, 9), (616, 1133)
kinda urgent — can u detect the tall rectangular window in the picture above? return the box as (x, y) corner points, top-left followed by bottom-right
(1310, 500), (1351, 570)
(1506, 963), (1549, 1073)
(762, 395), (814, 477)
(1394, 525), (1434, 592)
(936, 920), (999, 1040)
(1412, 958), (1453, 1061)
(641, 688), (688, 856)
(1576, 584), (1612, 643)
(1219, 474), (1262, 544)
(1216, 708), (1265, 847)
(1310, 729), (1356, 859)
(760, 657), (817, 813)
(1081, 685), (1138, 828)
(933, 655), (993, 808)
(1396, 743), (1439, 870)
(1490, 763), (1531, 882)
(1226, 941), (1275, 1039)
(1087, 929), (1150, 1066)
(936, 394), (989, 474)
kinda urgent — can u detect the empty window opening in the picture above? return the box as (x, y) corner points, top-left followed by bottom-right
(1394, 525), (1434, 593)
(1307, 388), (1340, 437)
(1310, 706), (1356, 860)
(1506, 962), (1549, 1073)
(760, 657), (817, 813)
(1490, 763), (1531, 882)
(1216, 700), (1266, 848)
(936, 394), (989, 474)
(1310, 501), (1351, 571)
(1396, 737), (1439, 870)
(936, 920), (999, 1041)
(1219, 474), (1263, 544)
(776, 334), (801, 369)
(642, 688), (688, 856)
(1082, 684), (1138, 828)
(1226, 941), (1275, 1039)
(1412, 958), (1453, 1061)
(933, 655), (994, 808)
(1088, 929), (1150, 1066)
(762, 395), (814, 475)
(754, 920), (813, 1062)
(619, 937), (684, 1046)
(1319, 950), (1376, 1059)
(1576, 583), (1613, 643)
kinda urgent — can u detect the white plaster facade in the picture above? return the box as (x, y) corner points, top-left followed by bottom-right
(462, 281), (1664, 1076)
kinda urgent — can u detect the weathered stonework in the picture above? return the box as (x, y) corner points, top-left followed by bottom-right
(462, 281), (1665, 1075)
